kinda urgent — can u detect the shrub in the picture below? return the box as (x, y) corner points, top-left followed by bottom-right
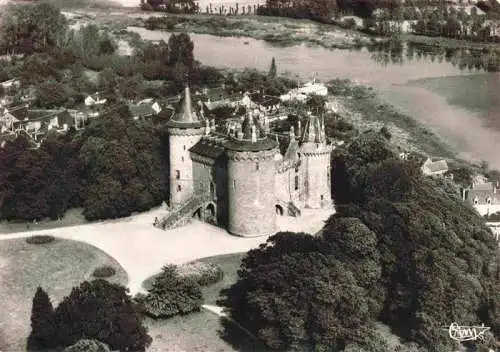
(28, 287), (56, 350)
(177, 261), (224, 286)
(92, 266), (116, 278)
(54, 280), (152, 351)
(26, 235), (55, 245)
(138, 265), (203, 319)
(63, 339), (110, 352)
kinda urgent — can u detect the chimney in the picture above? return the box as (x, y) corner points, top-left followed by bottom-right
(290, 126), (295, 141)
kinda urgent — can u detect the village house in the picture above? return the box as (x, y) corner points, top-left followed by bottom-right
(421, 158), (449, 176)
(128, 99), (162, 120)
(0, 78), (20, 91)
(280, 79), (328, 102)
(84, 92), (107, 107)
(464, 178), (500, 216)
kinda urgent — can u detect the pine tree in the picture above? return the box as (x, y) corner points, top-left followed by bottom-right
(29, 287), (56, 350)
(269, 57), (277, 78)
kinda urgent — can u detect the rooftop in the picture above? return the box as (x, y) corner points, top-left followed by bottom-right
(166, 84), (204, 129)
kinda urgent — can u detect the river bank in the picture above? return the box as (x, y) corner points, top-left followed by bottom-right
(64, 8), (499, 168)
(76, 7), (499, 53)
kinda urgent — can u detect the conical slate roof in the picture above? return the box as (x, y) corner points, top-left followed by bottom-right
(166, 85), (204, 129)
(302, 114), (325, 143)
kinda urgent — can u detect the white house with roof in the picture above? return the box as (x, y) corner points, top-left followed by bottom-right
(280, 79), (328, 102)
(84, 92), (107, 107)
(0, 79), (20, 90)
(421, 158), (449, 176)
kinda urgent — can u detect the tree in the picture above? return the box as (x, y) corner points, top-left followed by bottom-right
(218, 232), (382, 351)
(0, 3), (68, 54)
(331, 132), (500, 350)
(168, 32), (194, 72)
(35, 80), (71, 108)
(28, 287), (56, 351)
(78, 103), (168, 221)
(268, 57), (277, 78)
(54, 280), (152, 351)
(306, 94), (327, 115)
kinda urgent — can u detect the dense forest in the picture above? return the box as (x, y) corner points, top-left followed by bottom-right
(218, 130), (500, 351)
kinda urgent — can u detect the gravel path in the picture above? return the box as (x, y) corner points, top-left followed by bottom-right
(0, 206), (333, 295)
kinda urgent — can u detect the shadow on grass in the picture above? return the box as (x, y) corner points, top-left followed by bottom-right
(217, 316), (269, 352)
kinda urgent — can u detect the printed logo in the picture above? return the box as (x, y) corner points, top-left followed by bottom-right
(446, 322), (491, 342)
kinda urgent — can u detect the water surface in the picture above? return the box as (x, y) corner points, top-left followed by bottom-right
(128, 26), (500, 167)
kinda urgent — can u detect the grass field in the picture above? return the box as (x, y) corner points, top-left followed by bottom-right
(0, 237), (128, 352)
(143, 252), (268, 352)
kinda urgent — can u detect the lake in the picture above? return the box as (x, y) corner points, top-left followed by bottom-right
(128, 26), (500, 168)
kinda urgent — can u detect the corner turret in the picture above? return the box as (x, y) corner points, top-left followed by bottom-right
(167, 83), (205, 208)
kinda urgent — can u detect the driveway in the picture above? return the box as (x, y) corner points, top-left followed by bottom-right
(0, 206), (333, 295)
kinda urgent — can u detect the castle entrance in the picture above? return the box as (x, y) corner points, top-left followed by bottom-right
(275, 205), (284, 216)
(205, 202), (216, 224)
(193, 208), (202, 219)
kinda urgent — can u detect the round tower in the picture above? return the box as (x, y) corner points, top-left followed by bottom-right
(166, 84), (205, 208)
(224, 112), (279, 237)
(300, 114), (333, 209)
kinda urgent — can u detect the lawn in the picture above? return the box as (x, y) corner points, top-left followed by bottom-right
(143, 252), (269, 352)
(0, 237), (128, 352)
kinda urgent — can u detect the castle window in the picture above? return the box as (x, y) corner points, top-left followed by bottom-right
(327, 167), (331, 184)
(294, 175), (299, 190)
(182, 156), (184, 162)
(210, 182), (215, 195)
(321, 195), (324, 201)
(256, 162), (259, 171)
(487, 197), (492, 204)
(233, 180), (236, 189)
(175, 170), (180, 180)
(177, 185), (182, 192)
(183, 145), (186, 151)
(295, 166), (299, 173)
(473, 197), (479, 205)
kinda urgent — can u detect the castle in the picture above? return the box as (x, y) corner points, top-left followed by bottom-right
(157, 84), (334, 237)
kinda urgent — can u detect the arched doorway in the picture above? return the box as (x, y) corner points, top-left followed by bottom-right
(206, 203), (216, 224)
(193, 208), (202, 219)
(275, 204), (284, 216)
(206, 203), (216, 217)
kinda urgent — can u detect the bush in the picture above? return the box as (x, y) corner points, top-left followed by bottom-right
(92, 266), (116, 278)
(178, 261), (224, 286)
(137, 265), (203, 319)
(63, 339), (110, 352)
(54, 280), (152, 351)
(26, 235), (55, 245)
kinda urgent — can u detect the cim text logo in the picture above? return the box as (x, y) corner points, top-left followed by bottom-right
(447, 322), (491, 342)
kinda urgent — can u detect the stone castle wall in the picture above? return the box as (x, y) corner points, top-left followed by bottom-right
(226, 148), (278, 237)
